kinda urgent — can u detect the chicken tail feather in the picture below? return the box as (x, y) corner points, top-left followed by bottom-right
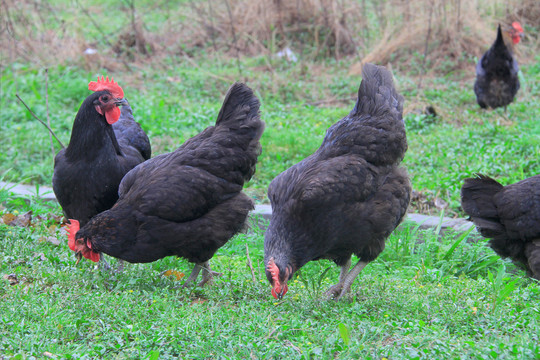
(350, 63), (403, 119)
(215, 82), (261, 129)
(461, 174), (506, 238)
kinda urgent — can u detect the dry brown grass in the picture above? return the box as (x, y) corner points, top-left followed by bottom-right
(349, 0), (539, 76)
(1, 0), (538, 77)
(180, 0), (364, 59)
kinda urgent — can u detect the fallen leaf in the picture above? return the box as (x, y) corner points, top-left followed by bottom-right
(43, 351), (57, 358)
(48, 213), (64, 224)
(2, 213), (16, 225)
(3, 211), (33, 227)
(162, 269), (185, 281)
(48, 225), (58, 235)
(39, 236), (61, 246)
(191, 298), (208, 305)
(3, 274), (19, 285)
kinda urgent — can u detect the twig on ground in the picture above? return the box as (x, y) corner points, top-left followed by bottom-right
(305, 96), (356, 107)
(45, 68), (55, 158)
(181, 54), (233, 83)
(15, 93), (65, 149)
(245, 244), (256, 283)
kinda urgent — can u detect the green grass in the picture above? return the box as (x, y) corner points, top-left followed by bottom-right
(1, 190), (539, 358)
(2, 57), (539, 212)
(2, 2), (540, 358)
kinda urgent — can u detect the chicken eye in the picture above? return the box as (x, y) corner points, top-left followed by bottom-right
(101, 95), (110, 102)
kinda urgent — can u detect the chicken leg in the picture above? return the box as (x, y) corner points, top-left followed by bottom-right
(325, 258), (351, 298)
(183, 261), (222, 287)
(326, 259), (368, 300)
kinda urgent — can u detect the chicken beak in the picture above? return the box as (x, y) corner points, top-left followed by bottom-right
(75, 252), (82, 265)
(115, 98), (128, 107)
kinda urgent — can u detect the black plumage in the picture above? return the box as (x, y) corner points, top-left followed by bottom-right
(264, 63), (411, 300)
(53, 93), (151, 227)
(68, 82), (264, 286)
(461, 174), (540, 280)
(474, 24), (521, 110)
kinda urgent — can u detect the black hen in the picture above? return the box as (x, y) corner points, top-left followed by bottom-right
(264, 63), (411, 300)
(68, 82), (264, 286)
(53, 77), (151, 227)
(474, 23), (524, 110)
(461, 174), (540, 280)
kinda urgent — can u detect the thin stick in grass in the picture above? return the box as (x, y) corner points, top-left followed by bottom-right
(15, 93), (65, 149)
(223, 0), (242, 79)
(45, 68), (55, 158)
(245, 244), (256, 283)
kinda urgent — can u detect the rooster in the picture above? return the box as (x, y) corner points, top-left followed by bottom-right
(264, 63), (411, 300)
(67, 82), (264, 286)
(461, 174), (540, 280)
(53, 76), (151, 227)
(474, 22), (524, 110)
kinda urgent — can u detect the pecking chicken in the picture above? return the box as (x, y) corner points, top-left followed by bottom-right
(264, 63), (411, 300)
(53, 76), (151, 227)
(461, 174), (540, 280)
(68, 82), (264, 286)
(474, 22), (524, 110)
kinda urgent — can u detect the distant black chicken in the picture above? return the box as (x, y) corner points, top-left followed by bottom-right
(68, 83), (264, 286)
(53, 76), (151, 227)
(264, 63), (411, 300)
(461, 174), (540, 280)
(474, 23), (524, 110)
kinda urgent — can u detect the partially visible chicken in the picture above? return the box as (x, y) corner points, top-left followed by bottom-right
(53, 76), (151, 227)
(461, 174), (540, 280)
(68, 82), (264, 286)
(264, 63), (411, 300)
(474, 22), (524, 110)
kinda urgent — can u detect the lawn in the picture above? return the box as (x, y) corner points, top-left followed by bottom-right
(1, 0), (539, 358)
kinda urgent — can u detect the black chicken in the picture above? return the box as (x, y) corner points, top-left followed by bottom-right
(264, 63), (411, 300)
(461, 174), (540, 280)
(68, 82), (264, 286)
(53, 76), (151, 227)
(474, 22), (524, 110)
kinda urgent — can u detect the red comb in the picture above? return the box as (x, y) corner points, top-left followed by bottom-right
(68, 219), (80, 251)
(267, 258), (284, 299)
(267, 259), (280, 285)
(88, 76), (124, 98)
(512, 22), (523, 33)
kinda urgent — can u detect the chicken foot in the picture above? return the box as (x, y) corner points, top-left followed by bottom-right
(183, 261), (222, 287)
(324, 258), (351, 298)
(98, 254), (124, 273)
(326, 259), (368, 300)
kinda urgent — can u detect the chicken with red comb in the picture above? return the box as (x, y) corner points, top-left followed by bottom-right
(264, 63), (410, 300)
(474, 23), (524, 110)
(67, 83), (264, 287)
(87, 76), (125, 125)
(53, 76), (151, 265)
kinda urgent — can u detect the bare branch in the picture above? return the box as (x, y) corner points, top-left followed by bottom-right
(222, 0), (242, 79)
(15, 93), (65, 149)
(45, 68), (55, 159)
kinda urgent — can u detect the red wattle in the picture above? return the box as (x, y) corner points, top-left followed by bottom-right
(68, 219), (80, 251)
(105, 107), (121, 124)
